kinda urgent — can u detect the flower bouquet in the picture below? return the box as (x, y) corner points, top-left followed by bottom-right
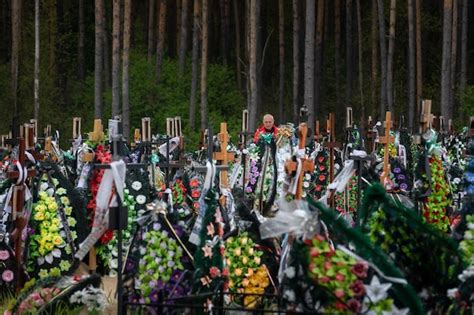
(26, 175), (77, 279)
(0, 244), (16, 297)
(225, 232), (270, 308)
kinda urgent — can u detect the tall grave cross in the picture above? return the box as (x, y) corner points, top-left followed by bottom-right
(325, 113), (340, 184)
(379, 111), (395, 185)
(7, 138), (37, 291)
(213, 122), (235, 189)
(284, 123), (315, 200)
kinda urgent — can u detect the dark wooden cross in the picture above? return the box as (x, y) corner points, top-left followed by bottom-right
(314, 120), (322, 143)
(366, 116), (376, 153)
(325, 113), (340, 184)
(73, 117), (82, 139)
(141, 117), (151, 142)
(284, 123), (315, 200)
(213, 122), (235, 189)
(7, 138), (37, 291)
(379, 112), (395, 185)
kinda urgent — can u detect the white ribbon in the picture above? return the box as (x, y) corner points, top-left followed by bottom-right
(75, 160), (126, 261)
(288, 159), (302, 195)
(337, 245), (408, 285)
(398, 144), (407, 168)
(158, 136), (180, 158)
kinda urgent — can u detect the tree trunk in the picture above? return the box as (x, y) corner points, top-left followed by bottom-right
(103, 0), (111, 89)
(356, 0), (364, 122)
(34, 0), (40, 121)
(234, 0), (242, 90)
(224, 0), (230, 65)
(278, 0), (285, 122)
(345, 0), (353, 105)
(95, 0), (104, 119)
(314, 0), (324, 119)
(415, 0), (422, 126)
(304, 0), (316, 129)
(292, 0), (299, 123)
(386, 0), (396, 114)
(248, 0), (258, 131)
(371, 0), (377, 117)
(335, 0), (341, 112)
(178, 0), (189, 74)
(122, 0), (131, 141)
(48, 0), (57, 77)
(112, 0), (121, 117)
(220, 0), (228, 65)
(176, 0), (181, 55)
(408, 0), (416, 131)
(460, 0), (467, 95)
(441, 0), (453, 120)
(147, 0), (155, 62)
(450, 0), (458, 116)
(156, 0), (167, 83)
(377, 0), (387, 117)
(189, 0), (200, 130)
(78, 0), (85, 80)
(200, 0), (209, 131)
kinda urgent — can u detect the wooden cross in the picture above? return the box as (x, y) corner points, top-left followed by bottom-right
(133, 128), (141, 146)
(73, 117), (82, 139)
(141, 117), (151, 142)
(44, 124), (52, 138)
(1, 135), (7, 148)
(438, 116), (446, 134)
(366, 116), (376, 153)
(325, 113), (340, 184)
(284, 123), (315, 200)
(166, 118), (175, 137)
(7, 138), (37, 291)
(346, 107), (353, 129)
(468, 116), (474, 137)
(419, 99), (432, 134)
(213, 123), (235, 188)
(448, 119), (454, 135)
(379, 112), (395, 185)
(88, 119), (104, 142)
(314, 120), (322, 142)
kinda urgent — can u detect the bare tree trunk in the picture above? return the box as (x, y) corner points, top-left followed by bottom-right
(248, 0), (258, 131)
(234, 0), (242, 90)
(292, 0), (300, 123)
(450, 0), (458, 115)
(304, 0), (316, 130)
(415, 0), (422, 126)
(78, 0), (85, 80)
(386, 0), (396, 114)
(441, 0), (453, 120)
(178, 0), (189, 74)
(371, 0), (377, 116)
(220, 0), (228, 65)
(278, 0), (285, 122)
(34, 0), (40, 121)
(314, 0), (324, 119)
(460, 0), (467, 95)
(377, 0), (387, 118)
(408, 0), (415, 131)
(103, 0), (111, 89)
(48, 0), (56, 77)
(112, 0), (121, 117)
(335, 0), (341, 112)
(156, 0), (167, 83)
(356, 0), (364, 122)
(189, 0), (200, 130)
(224, 0), (230, 65)
(176, 0), (181, 55)
(345, 0), (353, 105)
(200, 0), (209, 131)
(122, 0), (131, 141)
(147, 0), (155, 62)
(95, 0), (104, 119)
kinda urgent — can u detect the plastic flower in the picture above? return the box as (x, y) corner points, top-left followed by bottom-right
(0, 250), (10, 260)
(59, 260), (71, 271)
(2, 270), (14, 282)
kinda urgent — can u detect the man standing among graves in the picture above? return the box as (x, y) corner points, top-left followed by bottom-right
(253, 114), (279, 143)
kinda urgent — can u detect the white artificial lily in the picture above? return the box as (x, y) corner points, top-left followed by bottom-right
(364, 275), (392, 303)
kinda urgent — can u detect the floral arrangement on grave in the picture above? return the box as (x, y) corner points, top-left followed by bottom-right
(0, 245), (16, 297)
(306, 235), (404, 314)
(334, 175), (358, 218)
(225, 232), (269, 308)
(307, 149), (330, 200)
(421, 132), (453, 232)
(446, 214), (474, 313)
(26, 175), (77, 279)
(187, 174), (203, 214)
(389, 160), (412, 193)
(86, 144), (114, 244)
(96, 185), (137, 274)
(193, 189), (228, 311)
(362, 183), (464, 300)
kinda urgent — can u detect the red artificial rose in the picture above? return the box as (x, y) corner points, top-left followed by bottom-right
(351, 261), (369, 279)
(347, 298), (362, 313)
(191, 191), (200, 198)
(209, 267), (221, 278)
(319, 175), (326, 182)
(349, 280), (366, 297)
(100, 230), (114, 244)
